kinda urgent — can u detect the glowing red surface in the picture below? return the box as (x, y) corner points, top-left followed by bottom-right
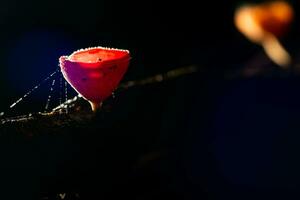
(60, 47), (130, 106)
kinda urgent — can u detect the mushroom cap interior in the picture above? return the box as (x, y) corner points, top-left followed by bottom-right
(69, 48), (130, 63)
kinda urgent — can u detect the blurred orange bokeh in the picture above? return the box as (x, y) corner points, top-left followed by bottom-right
(235, 1), (294, 43)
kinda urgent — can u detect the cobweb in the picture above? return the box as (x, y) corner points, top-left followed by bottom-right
(0, 65), (198, 124)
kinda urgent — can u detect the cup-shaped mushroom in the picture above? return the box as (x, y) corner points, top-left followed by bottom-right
(60, 47), (131, 111)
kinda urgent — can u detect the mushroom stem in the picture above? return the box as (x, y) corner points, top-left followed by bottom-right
(89, 101), (103, 112)
(261, 34), (291, 69)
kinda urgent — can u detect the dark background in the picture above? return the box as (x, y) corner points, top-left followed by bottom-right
(1, 0), (300, 199)
(0, 0), (299, 101)
(0, 0), (260, 105)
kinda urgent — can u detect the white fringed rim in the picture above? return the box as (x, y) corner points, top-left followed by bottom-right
(69, 46), (129, 58)
(62, 46), (130, 64)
